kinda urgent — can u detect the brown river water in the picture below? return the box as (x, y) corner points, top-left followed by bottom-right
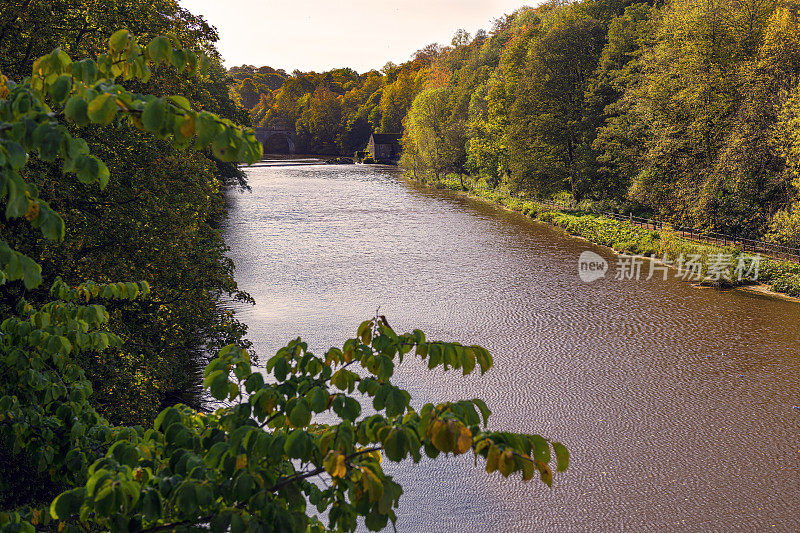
(222, 159), (800, 532)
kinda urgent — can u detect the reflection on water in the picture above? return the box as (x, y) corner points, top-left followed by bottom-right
(222, 160), (800, 532)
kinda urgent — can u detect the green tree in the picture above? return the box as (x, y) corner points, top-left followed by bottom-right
(296, 87), (343, 154)
(507, 10), (605, 199)
(237, 78), (261, 109)
(0, 0), (254, 435)
(588, 3), (656, 201)
(400, 88), (453, 180)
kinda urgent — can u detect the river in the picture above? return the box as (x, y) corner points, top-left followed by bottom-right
(222, 159), (800, 532)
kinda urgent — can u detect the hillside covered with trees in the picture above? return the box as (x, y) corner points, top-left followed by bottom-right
(231, 0), (800, 243)
(229, 48), (442, 156)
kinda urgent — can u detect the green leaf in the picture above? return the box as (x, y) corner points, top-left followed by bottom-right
(176, 483), (197, 516)
(208, 371), (230, 400)
(109, 29), (130, 52)
(142, 490), (162, 520)
(472, 398), (491, 427)
(530, 435), (550, 464)
(71, 59), (98, 84)
(50, 487), (86, 519)
(308, 387), (328, 413)
(289, 398), (312, 427)
(110, 441), (139, 467)
(273, 357), (289, 382)
(142, 98), (167, 132)
(94, 484), (116, 516)
(39, 209), (65, 241)
(20, 255), (42, 289)
(332, 394), (361, 421)
(383, 429), (407, 461)
(65, 449), (85, 472)
(65, 95), (90, 125)
(32, 123), (63, 161)
(147, 36), (172, 63)
(230, 513), (246, 533)
(87, 93), (117, 125)
(474, 346), (493, 374)
(384, 387), (407, 417)
(461, 346), (476, 375)
(196, 113), (219, 145)
(233, 472), (253, 501)
(168, 94), (191, 111)
(553, 441), (569, 472)
(96, 158), (110, 188)
(49, 74), (72, 103)
(5, 186), (28, 218)
(5, 142), (27, 169)
(427, 343), (442, 369)
(75, 154), (101, 184)
(170, 49), (187, 72)
(284, 430), (311, 460)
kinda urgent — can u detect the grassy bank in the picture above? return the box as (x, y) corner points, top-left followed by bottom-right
(427, 176), (800, 299)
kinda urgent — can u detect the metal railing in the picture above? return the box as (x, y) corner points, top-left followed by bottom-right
(531, 198), (800, 263)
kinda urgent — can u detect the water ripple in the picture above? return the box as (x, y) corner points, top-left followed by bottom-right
(223, 163), (800, 532)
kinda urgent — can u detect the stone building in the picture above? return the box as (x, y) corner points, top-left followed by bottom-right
(367, 133), (402, 161)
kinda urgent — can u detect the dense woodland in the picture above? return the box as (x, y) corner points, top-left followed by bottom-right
(0, 0), (252, 429)
(232, 0), (800, 242)
(0, 0), (255, 505)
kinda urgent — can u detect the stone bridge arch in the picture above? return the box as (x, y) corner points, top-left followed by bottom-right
(254, 127), (296, 155)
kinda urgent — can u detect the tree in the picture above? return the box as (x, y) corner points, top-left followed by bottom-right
(296, 87), (343, 154)
(237, 78), (261, 109)
(507, 10), (606, 199)
(401, 88), (453, 180)
(588, 3), (657, 201)
(451, 29), (472, 47)
(0, 0), (255, 434)
(627, 0), (782, 230)
(0, 32), (568, 532)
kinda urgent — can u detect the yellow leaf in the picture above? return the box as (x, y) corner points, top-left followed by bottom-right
(485, 444), (500, 474)
(453, 424), (472, 455)
(361, 466), (384, 502)
(235, 454), (247, 470)
(536, 460), (553, 487)
(498, 449), (514, 477)
(431, 419), (455, 453)
(521, 455), (535, 481)
(180, 114), (195, 138)
(333, 453), (347, 478)
(24, 200), (39, 221)
(323, 450), (347, 478)
(0, 74), (9, 100)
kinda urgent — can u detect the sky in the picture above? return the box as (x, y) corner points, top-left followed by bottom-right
(178, 0), (532, 73)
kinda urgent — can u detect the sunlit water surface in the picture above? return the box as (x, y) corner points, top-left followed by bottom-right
(222, 160), (800, 532)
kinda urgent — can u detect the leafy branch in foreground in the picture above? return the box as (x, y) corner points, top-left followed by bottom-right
(0, 31), (566, 533)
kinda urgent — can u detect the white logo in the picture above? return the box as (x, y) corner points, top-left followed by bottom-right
(578, 251), (608, 282)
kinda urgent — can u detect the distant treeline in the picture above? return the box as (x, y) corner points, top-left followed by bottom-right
(232, 0), (800, 242)
(229, 46), (441, 155)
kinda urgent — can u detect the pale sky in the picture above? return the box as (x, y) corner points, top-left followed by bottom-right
(178, 0), (533, 73)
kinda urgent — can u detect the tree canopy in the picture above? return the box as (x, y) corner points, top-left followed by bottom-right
(391, 0), (800, 243)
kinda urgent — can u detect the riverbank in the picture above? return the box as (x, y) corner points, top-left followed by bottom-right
(418, 175), (800, 302)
